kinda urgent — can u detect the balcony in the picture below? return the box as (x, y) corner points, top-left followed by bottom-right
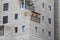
(19, 0), (35, 11)
(31, 12), (40, 23)
(31, 16), (40, 23)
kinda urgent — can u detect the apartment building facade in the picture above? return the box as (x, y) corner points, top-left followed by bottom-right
(0, 0), (54, 40)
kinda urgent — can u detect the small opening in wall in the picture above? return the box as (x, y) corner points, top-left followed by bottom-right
(0, 26), (4, 36)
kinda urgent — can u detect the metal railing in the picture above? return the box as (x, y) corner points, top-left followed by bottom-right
(31, 15), (40, 23)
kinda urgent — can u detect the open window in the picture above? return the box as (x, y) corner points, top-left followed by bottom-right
(0, 26), (4, 36)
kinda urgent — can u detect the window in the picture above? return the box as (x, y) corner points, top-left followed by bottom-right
(21, 2), (24, 8)
(42, 3), (44, 8)
(15, 27), (18, 33)
(3, 16), (8, 24)
(22, 25), (25, 32)
(48, 18), (51, 24)
(42, 16), (44, 21)
(48, 6), (51, 11)
(15, 14), (18, 19)
(48, 31), (51, 37)
(3, 3), (8, 11)
(20, 1), (26, 8)
(0, 26), (4, 36)
(29, 6), (35, 11)
(42, 29), (44, 33)
(35, 27), (38, 32)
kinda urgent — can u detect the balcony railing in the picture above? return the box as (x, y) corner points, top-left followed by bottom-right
(31, 12), (40, 23)
(31, 15), (40, 23)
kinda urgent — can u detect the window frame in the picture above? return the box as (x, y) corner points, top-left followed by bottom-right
(3, 3), (8, 11)
(48, 5), (51, 11)
(48, 31), (51, 37)
(42, 16), (44, 21)
(15, 27), (18, 33)
(0, 26), (4, 36)
(15, 14), (18, 19)
(42, 3), (44, 8)
(3, 16), (8, 24)
(35, 27), (38, 32)
(22, 25), (25, 32)
(48, 18), (51, 24)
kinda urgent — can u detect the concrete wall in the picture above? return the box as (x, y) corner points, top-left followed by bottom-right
(0, 0), (54, 40)
(30, 0), (54, 40)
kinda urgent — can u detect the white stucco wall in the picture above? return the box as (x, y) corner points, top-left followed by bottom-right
(0, 0), (54, 40)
